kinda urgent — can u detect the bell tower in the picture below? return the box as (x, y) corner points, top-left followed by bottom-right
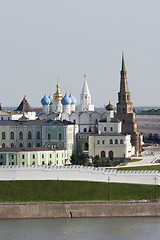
(117, 52), (133, 115)
(116, 52), (141, 156)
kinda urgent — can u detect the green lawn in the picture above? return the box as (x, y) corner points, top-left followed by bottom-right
(116, 165), (160, 172)
(0, 180), (159, 203)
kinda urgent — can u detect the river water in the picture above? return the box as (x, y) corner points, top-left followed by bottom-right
(0, 217), (159, 240)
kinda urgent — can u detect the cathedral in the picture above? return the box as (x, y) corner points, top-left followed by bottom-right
(40, 52), (141, 157)
(0, 52), (141, 166)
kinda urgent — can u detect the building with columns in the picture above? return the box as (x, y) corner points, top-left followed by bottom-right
(0, 119), (78, 160)
(0, 147), (67, 166)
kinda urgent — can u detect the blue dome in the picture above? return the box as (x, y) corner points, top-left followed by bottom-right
(61, 94), (72, 105)
(69, 94), (77, 105)
(48, 95), (53, 105)
(41, 95), (50, 105)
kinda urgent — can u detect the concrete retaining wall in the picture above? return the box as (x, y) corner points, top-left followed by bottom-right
(0, 203), (160, 219)
(0, 165), (159, 185)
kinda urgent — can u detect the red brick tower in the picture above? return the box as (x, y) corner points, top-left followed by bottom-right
(116, 52), (141, 156)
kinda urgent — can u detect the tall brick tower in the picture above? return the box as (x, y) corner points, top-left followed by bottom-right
(116, 52), (141, 156)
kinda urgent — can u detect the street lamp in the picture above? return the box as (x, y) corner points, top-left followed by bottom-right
(154, 176), (157, 200)
(108, 177), (110, 201)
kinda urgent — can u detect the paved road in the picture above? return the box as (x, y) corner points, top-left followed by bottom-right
(120, 146), (160, 167)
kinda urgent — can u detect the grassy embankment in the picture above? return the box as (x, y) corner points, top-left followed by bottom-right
(0, 180), (159, 203)
(116, 165), (160, 172)
(119, 158), (143, 167)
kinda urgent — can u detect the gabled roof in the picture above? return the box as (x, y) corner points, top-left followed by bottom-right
(15, 97), (34, 112)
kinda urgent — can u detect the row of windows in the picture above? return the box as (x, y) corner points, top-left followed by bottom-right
(0, 160), (62, 166)
(1, 131), (41, 140)
(103, 127), (113, 132)
(1, 142), (41, 148)
(97, 139), (124, 145)
(1, 131), (63, 141)
(0, 153), (63, 160)
(47, 133), (62, 140)
(0, 117), (10, 120)
(78, 135), (89, 139)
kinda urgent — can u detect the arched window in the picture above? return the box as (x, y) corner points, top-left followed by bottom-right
(28, 142), (31, 147)
(84, 142), (89, 151)
(19, 131), (23, 140)
(10, 131), (14, 139)
(2, 143), (5, 148)
(109, 151), (114, 160)
(73, 119), (76, 124)
(19, 143), (23, 147)
(110, 139), (113, 144)
(58, 133), (62, 140)
(2, 131), (5, 140)
(36, 131), (40, 139)
(101, 151), (106, 158)
(115, 139), (118, 144)
(28, 131), (32, 139)
(84, 128), (87, 132)
(120, 139), (124, 144)
(37, 143), (40, 147)
(11, 143), (14, 148)
(48, 133), (51, 140)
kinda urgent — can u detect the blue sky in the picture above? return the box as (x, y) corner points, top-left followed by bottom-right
(0, 0), (160, 107)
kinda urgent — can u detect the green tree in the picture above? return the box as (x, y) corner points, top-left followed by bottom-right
(70, 153), (77, 165)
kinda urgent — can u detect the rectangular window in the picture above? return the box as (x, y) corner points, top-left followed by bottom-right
(42, 154), (44, 158)
(33, 154), (35, 159)
(104, 127), (106, 132)
(50, 154), (52, 158)
(102, 140), (105, 144)
(0, 155), (3, 160)
(11, 155), (14, 160)
(57, 154), (58, 158)
(110, 127), (113, 132)
(97, 140), (99, 145)
(22, 155), (25, 160)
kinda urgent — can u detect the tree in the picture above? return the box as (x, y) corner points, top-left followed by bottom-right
(70, 153), (77, 165)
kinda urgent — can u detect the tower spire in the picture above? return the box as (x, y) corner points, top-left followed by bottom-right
(121, 50), (126, 72)
(117, 52), (133, 114)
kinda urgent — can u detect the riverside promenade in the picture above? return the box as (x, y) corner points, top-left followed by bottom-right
(0, 202), (160, 219)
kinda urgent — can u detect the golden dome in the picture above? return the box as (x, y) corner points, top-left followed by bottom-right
(106, 100), (115, 111)
(53, 82), (63, 102)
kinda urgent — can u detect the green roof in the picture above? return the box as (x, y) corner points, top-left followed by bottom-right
(121, 52), (126, 72)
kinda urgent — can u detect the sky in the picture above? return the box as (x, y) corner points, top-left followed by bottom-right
(0, 0), (160, 108)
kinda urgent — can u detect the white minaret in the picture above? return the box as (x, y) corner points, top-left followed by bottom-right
(77, 75), (94, 111)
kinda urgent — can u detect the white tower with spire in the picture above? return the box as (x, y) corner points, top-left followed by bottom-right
(77, 75), (94, 111)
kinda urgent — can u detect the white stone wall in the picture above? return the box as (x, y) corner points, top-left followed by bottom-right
(0, 165), (159, 185)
